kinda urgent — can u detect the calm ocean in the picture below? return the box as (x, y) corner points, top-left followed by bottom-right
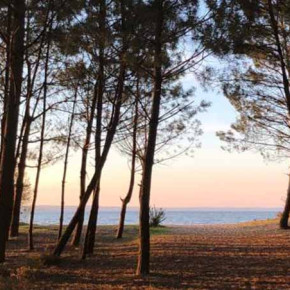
(20, 206), (280, 226)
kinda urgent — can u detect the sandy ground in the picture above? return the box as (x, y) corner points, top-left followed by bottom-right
(1, 219), (290, 289)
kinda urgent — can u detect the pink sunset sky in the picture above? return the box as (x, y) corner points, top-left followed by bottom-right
(27, 74), (289, 209)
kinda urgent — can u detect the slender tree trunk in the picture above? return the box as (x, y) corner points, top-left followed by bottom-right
(268, 0), (290, 110)
(58, 89), (78, 239)
(116, 99), (138, 239)
(72, 81), (100, 247)
(72, 146), (89, 245)
(82, 184), (100, 259)
(9, 2), (27, 238)
(82, 0), (129, 258)
(53, 68), (125, 256)
(268, 0), (290, 230)
(10, 0), (50, 238)
(53, 170), (100, 256)
(280, 173), (290, 229)
(82, 94), (102, 257)
(80, 0), (107, 258)
(1, 4), (12, 158)
(28, 31), (51, 250)
(0, 0), (25, 262)
(136, 0), (163, 276)
(10, 118), (31, 237)
(53, 0), (128, 257)
(72, 0), (107, 248)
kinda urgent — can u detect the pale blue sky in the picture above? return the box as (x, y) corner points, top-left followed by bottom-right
(30, 65), (290, 209)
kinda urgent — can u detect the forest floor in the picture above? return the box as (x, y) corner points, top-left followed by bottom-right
(1, 219), (290, 289)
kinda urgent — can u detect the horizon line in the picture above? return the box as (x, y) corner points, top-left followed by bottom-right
(30, 205), (282, 210)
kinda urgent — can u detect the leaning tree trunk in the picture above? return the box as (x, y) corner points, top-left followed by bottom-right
(0, 0), (25, 262)
(10, 17), (47, 237)
(10, 118), (31, 237)
(280, 173), (290, 229)
(53, 170), (101, 256)
(72, 139), (91, 246)
(82, 2), (128, 258)
(53, 68), (125, 257)
(136, 0), (163, 276)
(1, 5), (11, 158)
(82, 82), (103, 257)
(72, 82), (98, 247)
(82, 184), (100, 259)
(81, 64), (125, 258)
(58, 89), (77, 239)
(116, 99), (138, 239)
(53, 119), (120, 257)
(268, 0), (290, 229)
(28, 31), (50, 250)
(72, 0), (106, 248)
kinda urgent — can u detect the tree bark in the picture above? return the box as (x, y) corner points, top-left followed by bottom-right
(10, 118), (31, 237)
(58, 88), (78, 239)
(10, 13), (48, 237)
(136, 0), (163, 276)
(81, 76), (103, 256)
(280, 173), (290, 229)
(0, 0), (25, 262)
(72, 78), (100, 246)
(81, 0), (128, 258)
(1, 4), (12, 158)
(82, 184), (100, 259)
(268, 0), (290, 110)
(28, 26), (51, 250)
(53, 65), (125, 257)
(268, 0), (290, 229)
(116, 99), (138, 239)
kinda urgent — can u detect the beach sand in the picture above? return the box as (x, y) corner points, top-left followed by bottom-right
(1, 219), (290, 289)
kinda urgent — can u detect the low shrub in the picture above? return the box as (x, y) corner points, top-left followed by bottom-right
(149, 206), (166, 227)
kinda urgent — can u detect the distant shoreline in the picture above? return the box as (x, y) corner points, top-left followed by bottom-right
(19, 217), (279, 228)
(24, 205), (282, 211)
(20, 207), (280, 226)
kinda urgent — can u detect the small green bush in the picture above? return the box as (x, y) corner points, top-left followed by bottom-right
(149, 206), (166, 227)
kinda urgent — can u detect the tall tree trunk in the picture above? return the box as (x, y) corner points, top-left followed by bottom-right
(82, 0), (128, 258)
(0, 0), (25, 262)
(28, 30), (51, 250)
(116, 99), (138, 239)
(268, 0), (290, 230)
(268, 0), (290, 110)
(72, 0), (107, 247)
(53, 0), (128, 258)
(1, 4), (12, 158)
(72, 83), (99, 247)
(280, 173), (290, 229)
(81, 90), (103, 257)
(58, 89), (78, 239)
(54, 170), (101, 256)
(81, 184), (100, 259)
(136, 0), (163, 276)
(10, 0), (50, 238)
(53, 67), (125, 256)
(10, 118), (31, 237)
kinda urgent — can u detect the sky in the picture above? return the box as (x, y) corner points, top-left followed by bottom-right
(29, 68), (290, 209)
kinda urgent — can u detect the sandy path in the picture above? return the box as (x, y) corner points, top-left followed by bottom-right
(1, 221), (290, 289)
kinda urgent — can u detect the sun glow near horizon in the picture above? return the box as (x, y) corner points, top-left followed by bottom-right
(32, 88), (289, 210)
(26, 74), (289, 211)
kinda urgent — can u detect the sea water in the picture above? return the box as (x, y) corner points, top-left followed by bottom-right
(20, 206), (280, 226)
